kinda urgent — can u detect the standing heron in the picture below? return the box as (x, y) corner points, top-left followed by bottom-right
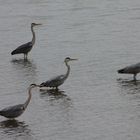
(11, 23), (42, 59)
(0, 84), (38, 119)
(40, 57), (78, 89)
(118, 62), (140, 80)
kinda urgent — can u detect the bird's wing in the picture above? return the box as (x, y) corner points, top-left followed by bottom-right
(11, 42), (32, 55)
(0, 104), (24, 113)
(122, 63), (140, 73)
(0, 104), (24, 118)
(50, 75), (65, 82)
(40, 75), (65, 87)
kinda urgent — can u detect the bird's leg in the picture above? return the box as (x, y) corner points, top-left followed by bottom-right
(24, 54), (28, 60)
(55, 87), (58, 91)
(24, 54), (26, 59)
(26, 54), (28, 59)
(25, 54), (28, 60)
(133, 74), (137, 81)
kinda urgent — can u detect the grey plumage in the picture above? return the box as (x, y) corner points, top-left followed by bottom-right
(11, 23), (42, 59)
(0, 104), (25, 119)
(40, 57), (77, 89)
(11, 42), (32, 55)
(0, 84), (38, 119)
(118, 62), (140, 80)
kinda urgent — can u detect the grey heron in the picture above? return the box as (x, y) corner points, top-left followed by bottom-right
(11, 23), (42, 59)
(118, 62), (140, 80)
(40, 57), (78, 89)
(0, 84), (38, 119)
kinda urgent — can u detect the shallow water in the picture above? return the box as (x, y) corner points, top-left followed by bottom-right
(0, 0), (140, 139)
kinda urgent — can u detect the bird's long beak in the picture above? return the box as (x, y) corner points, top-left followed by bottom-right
(70, 58), (78, 61)
(35, 23), (42, 26)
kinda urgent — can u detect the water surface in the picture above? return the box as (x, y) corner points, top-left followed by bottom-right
(0, 0), (140, 139)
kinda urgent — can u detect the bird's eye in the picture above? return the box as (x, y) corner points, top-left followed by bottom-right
(21, 106), (25, 110)
(65, 57), (70, 60)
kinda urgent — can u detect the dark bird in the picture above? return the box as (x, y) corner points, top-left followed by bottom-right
(118, 62), (140, 80)
(0, 84), (38, 119)
(40, 57), (78, 89)
(11, 23), (42, 59)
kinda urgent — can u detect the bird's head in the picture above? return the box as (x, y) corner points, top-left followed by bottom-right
(64, 57), (78, 63)
(31, 23), (42, 27)
(29, 83), (40, 88)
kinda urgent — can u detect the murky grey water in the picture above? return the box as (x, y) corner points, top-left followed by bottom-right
(0, 0), (140, 139)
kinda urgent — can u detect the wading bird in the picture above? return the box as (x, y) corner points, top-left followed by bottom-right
(11, 23), (42, 59)
(0, 84), (38, 119)
(40, 57), (77, 89)
(118, 62), (140, 80)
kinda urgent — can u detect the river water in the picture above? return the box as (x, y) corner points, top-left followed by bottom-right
(0, 0), (140, 140)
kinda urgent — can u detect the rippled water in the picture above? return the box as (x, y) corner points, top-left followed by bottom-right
(1, 0), (140, 139)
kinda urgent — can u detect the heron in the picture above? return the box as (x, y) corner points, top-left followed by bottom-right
(118, 62), (140, 80)
(11, 23), (42, 59)
(40, 57), (78, 89)
(0, 84), (38, 119)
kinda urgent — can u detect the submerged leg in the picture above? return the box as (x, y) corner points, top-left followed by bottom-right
(133, 74), (137, 81)
(24, 54), (28, 60)
(55, 87), (58, 91)
(24, 54), (26, 59)
(25, 54), (28, 60)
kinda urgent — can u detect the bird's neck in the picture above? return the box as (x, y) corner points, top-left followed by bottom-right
(64, 61), (70, 80)
(24, 87), (32, 109)
(31, 26), (36, 46)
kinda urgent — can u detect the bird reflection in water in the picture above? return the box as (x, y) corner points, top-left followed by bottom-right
(117, 78), (140, 95)
(39, 89), (73, 118)
(40, 89), (68, 100)
(11, 58), (35, 67)
(0, 119), (26, 128)
(117, 78), (138, 86)
(0, 119), (34, 139)
(11, 58), (37, 73)
(39, 89), (72, 106)
(39, 88), (73, 128)
(11, 58), (37, 82)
